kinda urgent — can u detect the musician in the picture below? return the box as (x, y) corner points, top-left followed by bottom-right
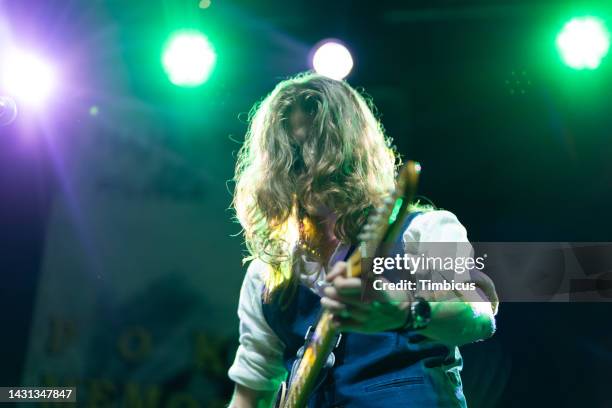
(228, 73), (498, 407)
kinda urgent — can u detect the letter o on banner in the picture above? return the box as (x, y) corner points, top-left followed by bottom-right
(117, 327), (152, 362)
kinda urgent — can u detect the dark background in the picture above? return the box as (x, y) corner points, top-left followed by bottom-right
(1, 0), (611, 406)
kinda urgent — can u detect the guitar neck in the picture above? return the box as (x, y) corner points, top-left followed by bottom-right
(281, 251), (362, 408)
(280, 161), (421, 408)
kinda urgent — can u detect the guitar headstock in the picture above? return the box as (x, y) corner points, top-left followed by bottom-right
(357, 160), (421, 259)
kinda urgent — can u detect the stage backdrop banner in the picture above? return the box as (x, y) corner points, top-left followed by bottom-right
(22, 118), (244, 407)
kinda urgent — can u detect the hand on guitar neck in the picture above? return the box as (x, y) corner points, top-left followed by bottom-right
(320, 261), (411, 333)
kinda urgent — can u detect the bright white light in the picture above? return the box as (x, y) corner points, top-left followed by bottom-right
(312, 41), (354, 80)
(162, 30), (216, 87)
(556, 17), (610, 70)
(1, 49), (57, 107)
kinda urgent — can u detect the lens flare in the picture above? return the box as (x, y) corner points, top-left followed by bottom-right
(0, 95), (18, 126)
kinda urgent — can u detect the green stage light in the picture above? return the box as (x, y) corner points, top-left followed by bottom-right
(556, 17), (610, 70)
(162, 30), (216, 87)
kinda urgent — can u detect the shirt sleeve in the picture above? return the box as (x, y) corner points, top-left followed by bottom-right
(403, 210), (499, 315)
(228, 259), (288, 391)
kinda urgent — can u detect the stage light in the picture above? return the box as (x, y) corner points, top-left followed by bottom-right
(1, 49), (57, 107)
(556, 17), (610, 70)
(311, 40), (354, 80)
(162, 30), (216, 87)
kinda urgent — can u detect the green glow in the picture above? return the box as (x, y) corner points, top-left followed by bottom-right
(388, 198), (403, 225)
(556, 17), (610, 70)
(162, 30), (216, 86)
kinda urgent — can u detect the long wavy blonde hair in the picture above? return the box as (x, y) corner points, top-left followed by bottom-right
(233, 73), (399, 303)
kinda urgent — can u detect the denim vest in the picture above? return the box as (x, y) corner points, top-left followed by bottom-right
(262, 213), (467, 408)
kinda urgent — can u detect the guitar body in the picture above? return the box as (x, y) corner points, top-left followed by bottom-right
(274, 161), (421, 408)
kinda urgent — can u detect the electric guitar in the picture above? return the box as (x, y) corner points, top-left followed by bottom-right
(274, 160), (421, 408)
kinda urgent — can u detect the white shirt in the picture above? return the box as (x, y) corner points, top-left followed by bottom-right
(227, 210), (497, 391)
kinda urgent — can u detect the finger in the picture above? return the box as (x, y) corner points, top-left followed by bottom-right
(323, 286), (367, 308)
(332, 276), (362, 295)
(326, 261), (347, 282)
(320, 296), (347, 315)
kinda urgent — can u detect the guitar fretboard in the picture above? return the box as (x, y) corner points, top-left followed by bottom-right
(279, 161), (420, 408)
(282, 251), (363, 408)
